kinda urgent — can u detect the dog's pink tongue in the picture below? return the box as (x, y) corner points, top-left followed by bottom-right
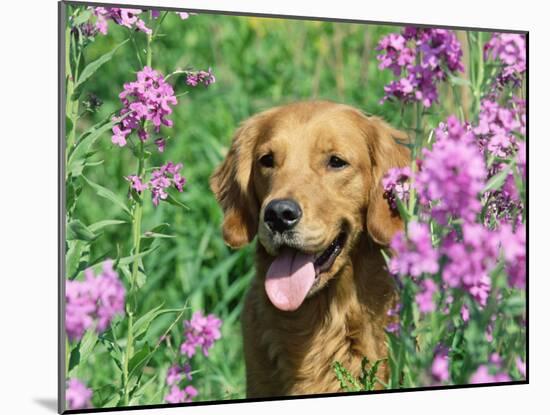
(265, 248), (316, 311)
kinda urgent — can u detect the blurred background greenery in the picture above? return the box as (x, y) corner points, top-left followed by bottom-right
(68, 6), (473, 404)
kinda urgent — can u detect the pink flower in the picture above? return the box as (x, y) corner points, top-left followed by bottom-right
(382, 166), (412, 212)
(431, 347), (450, 383)
(470, 365), (511, 384)
(165, 385), (198, 403)
(149, 161), (186, 207)
(389, 221), (439, 278)
(91, 7), (152, 35)
(66, 378), (93, 410)
(185, 68), (216, 87)
(415, 278), (438, 313)
(500, 223), (526, 289)
(180, 311), (222, 358)
(66, 261), (125, 341)
(441, 224), (499, 307)
(126, 175), (148, 193)
(417, 117), (486, 225)
(377, 28), (463, 107)
(112, 66), (177, 148)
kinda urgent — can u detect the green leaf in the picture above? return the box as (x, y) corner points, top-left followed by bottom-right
(68, 329), (98, 375)
(82, 175), (131, 216)
(484, 164), (512, 192)
(67, 219), (98, 242)
(449, 75), (472, 87)
(67, 114), (128, 175)
(132, 305), (185, 341)
(140, 223), (170, 252)
(79, 328), (99, 364)
(116, 247), (158, 267)
(88, 219), (127, 233)
(128, 343), (151, 378)
(72, 9), (92, 26)
(165, 193), (190, 210)
(129, 374), (157, 404)
(73, 40), (129, 92)
(66, 240), (90, 280)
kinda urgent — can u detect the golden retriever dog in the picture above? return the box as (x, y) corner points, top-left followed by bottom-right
(210, 100), (409, 398)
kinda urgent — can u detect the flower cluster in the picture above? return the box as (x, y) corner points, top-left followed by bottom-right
(475, 98), (525, 158)
(185, 68), (217, 87)
(126, 161), (187, 207)
(382, 166), (412, 212)
(484, 34), (526, 89)
(470, 364), (511, 384)
(416, 116), (487, 225)
(389, 221), (439, 278)
(441, 224), (499, 306)
(180, 311), (222, 358)
(163, 312), (222, 404)
(92, 7), (152, 35)
(66, 378), (93, 410)
(66, 261), (125, 341)
(164, 363), (196, 403)
(165, 385), (198, 404)
(377, 28), (463, 107)
(112, 66), (177, 147)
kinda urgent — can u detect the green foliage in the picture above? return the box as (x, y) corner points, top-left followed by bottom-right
(333, 358), (387, 392)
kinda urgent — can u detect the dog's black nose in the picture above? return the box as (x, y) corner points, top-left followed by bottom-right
(264, 199), (302, 233)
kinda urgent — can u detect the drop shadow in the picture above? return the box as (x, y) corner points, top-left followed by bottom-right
(34, 398), (58, 413)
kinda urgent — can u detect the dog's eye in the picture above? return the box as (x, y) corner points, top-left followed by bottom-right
(259, 153), (274, 168)
(328, 155), (349, 169)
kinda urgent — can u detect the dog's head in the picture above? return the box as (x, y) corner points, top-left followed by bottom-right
(210, 101), (409, 311)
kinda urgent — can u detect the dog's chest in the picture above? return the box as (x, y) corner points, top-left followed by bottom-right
(260, 309), (382, 395)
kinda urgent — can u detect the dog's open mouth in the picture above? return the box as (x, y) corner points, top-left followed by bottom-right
(313, 231), (347, 275)
(264, 231), (347, 312)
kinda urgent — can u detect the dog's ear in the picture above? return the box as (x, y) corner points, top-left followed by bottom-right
(360, 115), (410, 246)
(210, 113), (267, 248)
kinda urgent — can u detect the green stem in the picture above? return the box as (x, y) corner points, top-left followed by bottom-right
(122, 311), (134, 406)
(123, 30), (154, 405)
(65, 27), (79, 160)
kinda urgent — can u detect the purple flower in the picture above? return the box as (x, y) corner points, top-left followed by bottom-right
(415, 278), (438, 314)
(470, 365), (511, 384)
(441, 224), (499, 307)
(166, 365), (183, 386)
(500, 223), (526, 289)
(484, 34), (526, 88)
(112, 66), (177, 148)
(165, 385), (198, 403)
(180, 311), (222, 358)
(66, 261), (125, 341)
(155, 138), (166, 153)
(385, 322), (400, 333)
(416, 117), (486, 225)
(149, 161), (186, 206)
(461, 304), (470, 322)
(66, 378), (93, 410)
(474, 98), (525, 158)
(382, 166), (412, 212)
(431, 347), (450, 383)
(185, 68), (216, 87)
(389, 221), (439, 278)
(126, 175), (148, 193)
(91, 7), (152, 35)
(377, 27), (463, 107)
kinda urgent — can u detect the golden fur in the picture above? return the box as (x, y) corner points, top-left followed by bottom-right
(210, 101), (409, 397)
